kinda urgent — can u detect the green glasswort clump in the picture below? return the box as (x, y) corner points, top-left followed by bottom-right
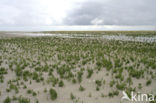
(18, 96), (30, 103)
(3, 97), (11, 103)
(49, 88), (57, 100)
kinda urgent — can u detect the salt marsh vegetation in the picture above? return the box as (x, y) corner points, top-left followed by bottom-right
(0, 31), (156, 103)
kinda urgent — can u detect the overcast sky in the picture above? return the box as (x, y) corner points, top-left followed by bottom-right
(0, 0), (156, 31)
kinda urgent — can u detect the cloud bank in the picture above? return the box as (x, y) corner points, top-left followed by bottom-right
(64, 0), (156, 25)
(0, 0), (156, 30)
(0, 0), (85, 26)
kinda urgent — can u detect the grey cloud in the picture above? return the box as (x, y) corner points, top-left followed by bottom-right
(64, 0), (156, 25)
(0, 0), (156, 31)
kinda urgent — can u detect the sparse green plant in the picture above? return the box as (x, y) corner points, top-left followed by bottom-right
(96, 86), (100, 91)
(146, 80), (152, 86)
(33, 91), (37, 96)
(79, 85), (85, 91)
(116, 83), (126, 90)
(72, 79), (76, 84)
(58, 80), (64, 87)
(87, 69), (93, 78)
(138, 83), (142, 89)
(23, 85), (27, 89)
(44, 88), (47, 93)
(12, 96), (17, 101)
(109, 80), (115, 87)
(88, 92), (92, 97)
(70, 93), (75, 100)
(108, 92), (113, 98)
(101, 93), (105, 98)
(18, 96), (30, 103)
(27, 89), (32, 94)
(77, 71), (83, 83)
(95, 80), (102, 87)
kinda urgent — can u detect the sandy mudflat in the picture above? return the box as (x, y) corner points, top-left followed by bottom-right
(0, 31), (156, 103)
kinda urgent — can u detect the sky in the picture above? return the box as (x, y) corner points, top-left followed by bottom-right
(0, 0), (156, 31)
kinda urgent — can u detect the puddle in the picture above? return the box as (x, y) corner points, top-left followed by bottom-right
(7, 33), (156, 43)
(102, 35), (156, 43)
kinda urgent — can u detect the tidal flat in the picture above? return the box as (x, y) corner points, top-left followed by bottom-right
(0, 31), (156, 103)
